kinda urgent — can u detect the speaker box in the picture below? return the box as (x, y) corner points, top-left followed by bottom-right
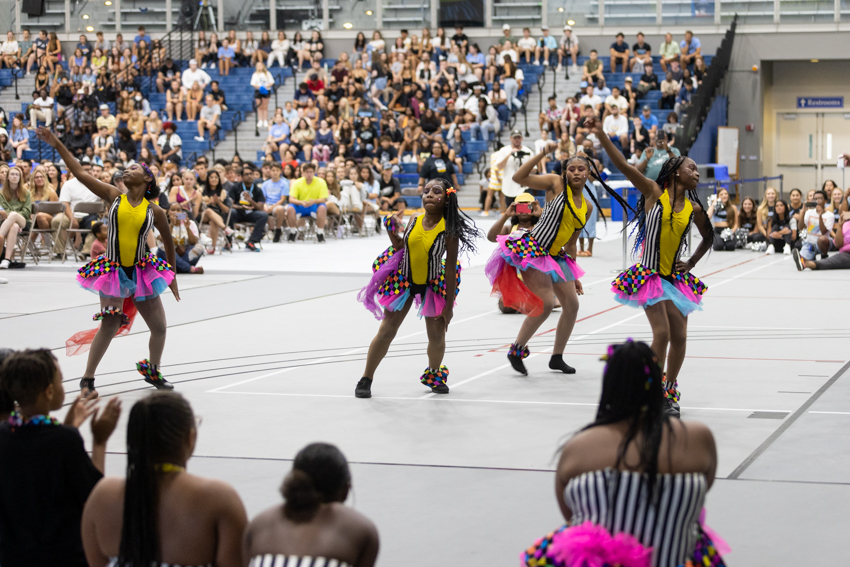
(22, 0), (45, 17)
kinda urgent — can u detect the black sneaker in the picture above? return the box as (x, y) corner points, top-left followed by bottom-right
(317, 233), (325, 243)
(432, 383), (450, 394)
(549, 355), (576, 374)
(273, 228), (282, 242)
(792, 248), (803, 271)
(355, 377), (372, 398)
(663, 397), (681, 418)
(507, 353), (528, 376)
(79, 378), (96, 395)
(287, 232), (296, 242)
(245, 242), (261, 252)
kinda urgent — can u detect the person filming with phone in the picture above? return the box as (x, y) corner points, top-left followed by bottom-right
(156, 203), (205, 274)
(492, 129), (535, 212)
(794, 199), (850, 271)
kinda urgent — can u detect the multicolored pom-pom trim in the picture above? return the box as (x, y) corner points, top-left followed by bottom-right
(420, 365), (449, 387)
(382, 215), (400, 233)
(508, 343), (530, 359)
(664, 381), (681, 403)
(7, 411), (61, 431)
(136, 359), (167, 385)
(93, 306), (130, 325)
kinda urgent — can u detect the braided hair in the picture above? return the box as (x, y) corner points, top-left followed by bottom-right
(629, 155), (712, 257)
(559, 155), (633, 227)
(427, 178), (484, 254)
(140, 162), (161, 200)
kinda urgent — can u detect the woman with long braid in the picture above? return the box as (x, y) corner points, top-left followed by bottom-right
(355, 178), (483, 398)
(486, 141), (632, 376)
(37, 127), (179, 396)
(588, 116), (713, 418)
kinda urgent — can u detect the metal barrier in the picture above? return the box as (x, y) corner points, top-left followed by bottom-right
(697, 175), (784, 198)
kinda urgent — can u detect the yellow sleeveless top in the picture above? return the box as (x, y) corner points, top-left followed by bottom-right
(658, 190), (693, 276)
(408, 214), (445, 285)
(549, 189), (587, 255)
(116, 195), (150, 267)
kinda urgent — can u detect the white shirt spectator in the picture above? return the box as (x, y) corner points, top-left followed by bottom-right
(804, 208), (835, 244)
(560, 32), (579, 50)
(497, 49), (519, 66)
(59, 177), (102, 219)
(603, 114), (628, 138)
(579, 93), (602, 110)
(200, 102), (221, 125)
(0, 39), (18, 55)
(157, 132), (182, 158)
(494, 144), (534, 198)
(271, 38), (290, 54)
(33, 95), (54, 109)
(517, 37), (536, 51)
(181, 67), (211, 90)
(251, 70), (274, 91)
(605, 94), (629, 112)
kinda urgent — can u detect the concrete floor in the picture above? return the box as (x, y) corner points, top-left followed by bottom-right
(3, 219), (849, 565)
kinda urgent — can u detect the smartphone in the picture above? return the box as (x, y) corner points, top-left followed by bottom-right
(806, 201), (817, 209)
(176, 213), (187, 220)
(516, 203), (532, 214)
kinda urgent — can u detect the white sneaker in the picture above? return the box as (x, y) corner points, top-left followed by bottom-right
(0, 259), (10, 269)
(0, 277), (7, 284)
(766, 244), (775, 255)
(783, 247), (791, 255)
(543, 59), (549, 66)
(194, 136), (205, 141)
(480, 211), (489, 217)
(557, 65), (563, 72)
(534, 60), (540, 66)
(224, 227), (234, 237)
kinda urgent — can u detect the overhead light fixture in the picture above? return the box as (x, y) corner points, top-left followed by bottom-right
(86, 25), (94, 31)
(343, 22), (353, 28)
(82, 14), (89, 19)
(810, 58), (819, 62)
(366, 9), (372, 15)
(104, 0), (112, 4)
(558, 7), (564, 12)
(567, 19), (575, 25)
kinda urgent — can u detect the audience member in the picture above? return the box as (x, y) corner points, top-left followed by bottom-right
(680, 30), (702, 67)
(286, 162), (328, 243)
(608, 33), (629, 73)
(557, 25), (579, 71)
(228, 166), (268, 251)
(658, 32), (679, 71)
(708, 188), (737, 251)
(795, 210), (850, 270)
(581, 50), (604, 85)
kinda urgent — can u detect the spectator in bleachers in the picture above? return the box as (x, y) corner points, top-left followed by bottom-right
(262, 163), (290, 243)
(603, 86), (628, 120)
(9, 115), (29, 159)
(630, 32), (652, 72)
(45, 32), (61, 74)
(164, 79), (184, 121)
(29, 89), (54, 129)
(81, 392), (246, 567)
(637, 62), (659, 99)
(0, 31), (19, 70)
(251, 30), (272, 67)
(659, 72), (678, 110)
(243, 442), (379, 567)
(635, 130), (680, 181)
(156, 121), (182, 166)
(216, 38), (234, 77)
(264, 113), (291, 160)
(24, 29), (46, 76)
(92, 126), (114, 162)
(595, 76), (611, 99)
(582, 50), (604, 86)
(609, 32), (630, 73)
(602, 104), (628, 153)
(156, 203), (205, 274)
(630, 116), (649, 158)
(658, 32), (679, 72)
(195, 94), (221, 143)
(559, 97), (580, 139)
(0, 167), (31, 269)
(516, 28), (536, 65)
(680, 30), (702, 67)
(252, 62), (275, 128)
(558, 25), (579, 72)
(269, 31), (289, 69)
(574, 105), (595, 145)
(540, 95), (563, 135)
(578, 86), (602, 118)
(96, 103), (116, 135)
(181, 59), (211, 92)
(621, 76), (637, 115)
(378, 162), (403, 212)
(536, 26), (558, 66)
(286, 162), (328, 243)
(291, 118), (316, 162)
(419, 140), (460, 193)
(694, 55), (707, 84)
(156, 57), (180, 93)
(639, 104), (659, 140)
(33, 64), (48, 91)
(185, 81), (204, 121)
(227, 166), (267, 251)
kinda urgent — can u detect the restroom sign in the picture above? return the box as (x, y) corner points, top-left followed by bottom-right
(797, 97), (843, 109)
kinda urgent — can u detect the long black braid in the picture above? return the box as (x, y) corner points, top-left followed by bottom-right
(559, 155), (634, 227)
(429, 178), (484, 254)
(629, 155), (713, 257)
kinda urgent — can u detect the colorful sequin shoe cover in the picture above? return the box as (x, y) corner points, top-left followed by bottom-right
(664, 380), (681, 403)
(93, 306), (130, 325)
(136, 359), (173, 389)
(420, 365), (449, 388)
(508, 343), (530, 359)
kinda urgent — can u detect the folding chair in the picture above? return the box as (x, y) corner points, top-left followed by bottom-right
(200, 209), (232, 254)
(25, 201), (64, 263)
(63, 201), (104, 263)
(12, 202), (37, 265)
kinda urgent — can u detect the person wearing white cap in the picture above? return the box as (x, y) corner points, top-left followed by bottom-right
(558, 25), (580, 71)
(500, 24), (517, 48)
(181, 58), (211, 91)
(536, 26), (558, 66)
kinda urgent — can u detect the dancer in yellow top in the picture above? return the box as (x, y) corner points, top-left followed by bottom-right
(37, 127), (179, 396)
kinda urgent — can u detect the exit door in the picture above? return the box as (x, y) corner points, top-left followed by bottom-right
(777, 112), (850, 192)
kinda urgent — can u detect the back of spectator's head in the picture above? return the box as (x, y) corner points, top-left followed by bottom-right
(281, 442), (352, 522)
(121, 392), (195, 564)
(0, 349), (60, 408)
(0, 349), (16, 417)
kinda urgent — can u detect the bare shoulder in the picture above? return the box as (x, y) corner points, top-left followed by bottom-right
(245, 504), (285, 534)
(676, 418), (715, 447)
(189, 474), (244, 510)
(90, 476), (125, 499)
(331, 504), (379, 543)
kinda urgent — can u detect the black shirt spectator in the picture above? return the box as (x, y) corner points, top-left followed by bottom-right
(420, 151), (457, 186)
(377, 143), (397, 165)
(452, 31), (469, 47)
(640, 70), (658, 90)
(326, 82), (344, 104)
(379, 174), (401, 198)
(0, 423), (102, 567)
(631, 122), (650, 155)
(67, 129), (91, 157)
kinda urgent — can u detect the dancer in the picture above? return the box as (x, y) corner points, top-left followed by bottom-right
(355, 178), (482, 399)
(37, 127), (179, 396)
(589, 116), (712, 418)
(522, 340), (727, 567)
(485, 141), (631, 376)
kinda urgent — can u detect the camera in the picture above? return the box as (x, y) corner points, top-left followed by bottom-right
(176, 213), (187, 221)
(516, 203), (532, 214)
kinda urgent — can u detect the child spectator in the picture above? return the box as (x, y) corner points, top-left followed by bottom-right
(0, 349), (121, 567)
(90, 221), (107, 257)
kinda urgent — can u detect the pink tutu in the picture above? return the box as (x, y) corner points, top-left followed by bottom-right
(77, 253), (174, 301)
(612, 263), (706, 317)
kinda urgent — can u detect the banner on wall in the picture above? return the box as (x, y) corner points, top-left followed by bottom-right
(439, 0), (485, 27)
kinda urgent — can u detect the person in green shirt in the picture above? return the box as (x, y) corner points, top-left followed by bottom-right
(659, 32), (680, 72)
(636, 130), (681, 181)
(0, 166), (32, 268)
(499, 24), (518, 47)
(581, 49), (604, 86)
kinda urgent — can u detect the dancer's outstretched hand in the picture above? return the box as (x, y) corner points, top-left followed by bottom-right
(63, 390), (99, 428)
(36, 126), (59, 147)
(574, 279), (584, 295)
(169, 279), (181, 301)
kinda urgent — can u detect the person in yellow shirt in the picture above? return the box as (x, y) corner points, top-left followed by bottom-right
(355, 178), (483, 399)
(285, 162), (329, 242)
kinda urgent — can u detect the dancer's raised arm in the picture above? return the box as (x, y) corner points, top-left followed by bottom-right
(512, 141), (561, 194)
(37, 127), (121, 203)
(585, 117), (661, 201)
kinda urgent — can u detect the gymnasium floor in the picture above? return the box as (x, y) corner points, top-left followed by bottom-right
(3, 220), (849, 565)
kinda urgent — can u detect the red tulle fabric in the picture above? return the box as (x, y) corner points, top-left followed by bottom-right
(65, 298), (138, 357)
(491, 261), (544, 317)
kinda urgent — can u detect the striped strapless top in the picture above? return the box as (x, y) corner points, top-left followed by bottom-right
(249, 555), (351, 567)
(563, 468), (707, 567)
